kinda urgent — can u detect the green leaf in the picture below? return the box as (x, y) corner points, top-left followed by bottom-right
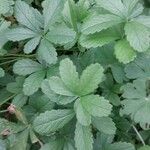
(125, 54), (150, 79)
(74, 99), (91, 126)
(33, 109), (75, 134)
(79, 63), (104, 96)
(0, 0), (11, 14)
(114, 39), (137, 64)
(46, 24), (76, 45)
(6, 27), (38, 41)
(41, 79), (77, 105)
(74, 122), (93, 150)
(13, 59), (43, 76)
(80, 95), (112, 117)
(23, 70), (45, 96)
(29, 94), (55, 113)
(37, 39), (57, 65)
(92, 117), (116, 135)
(125, 21), (150, 52)
(0, 67), (5, 77)
(106, 142), (135, 150)
(24, 36), (41, 54)
(134, 16), (150, 29)
(122, 0), (143, 18)
(0, 118), (25, 133)
(15, 0), (41, 32)
(81, 14), (123, 34)
(42, 0), (65, 31)
(12, 94), (28, 108)
(138, 146), (150, 150)
(10, 129), (29, 150)
(49, 76), (75, 96)
(120, 79), (150, 125)
(80, 28), (120, 49)
(59, 58), (79, 94)
(96, 0), (126, 18)
(40, 139), (64, 150)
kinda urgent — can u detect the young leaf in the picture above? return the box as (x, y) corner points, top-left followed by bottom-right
(81, 14), (123, 34)
(37, 39), (57, 65)
(13, 59), (43, 76)
(114, 39), (137, 64)
(75, 122), (93, 150)
(79, 63), (104, 96)
(125, 21), (150, 52)
(23, 70), (45, 96)
(33, 109), (75, 134)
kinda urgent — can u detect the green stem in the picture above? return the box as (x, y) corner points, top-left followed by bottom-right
(0, 59), (18, 66)
(132, 125), (145, 146)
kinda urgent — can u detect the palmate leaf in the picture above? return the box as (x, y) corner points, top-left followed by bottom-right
(81, 14), (123, 34)
(33, 109), (75, 134)
(74, 122), (93, 150)
(114, 39), (137, 64)
(13, 59), (43, 76)
(48, 58), (104, 97)
(120, 79), (150, 125)
(125, 21), (150, 52)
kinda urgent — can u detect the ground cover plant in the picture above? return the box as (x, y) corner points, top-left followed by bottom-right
(0, 0), (150, 149)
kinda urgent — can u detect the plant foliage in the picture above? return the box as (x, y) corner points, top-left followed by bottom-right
(0, 0), (150, 149)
